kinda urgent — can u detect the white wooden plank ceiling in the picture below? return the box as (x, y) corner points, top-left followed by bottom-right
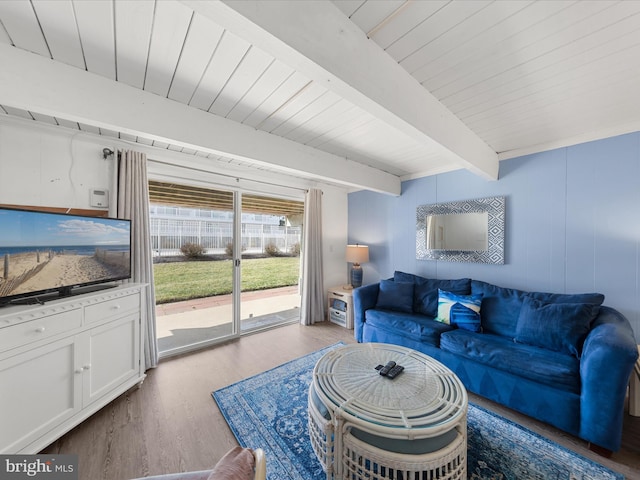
(338, 0), (640, 158)
(1, 0), (640, 193)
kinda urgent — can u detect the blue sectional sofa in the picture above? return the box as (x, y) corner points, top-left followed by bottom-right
(353, 271), (639, 454)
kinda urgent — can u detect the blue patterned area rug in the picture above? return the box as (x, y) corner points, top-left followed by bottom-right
(212, 343), (622, 480)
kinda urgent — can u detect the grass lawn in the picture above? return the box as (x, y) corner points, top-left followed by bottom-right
(153, 257), (300, 304)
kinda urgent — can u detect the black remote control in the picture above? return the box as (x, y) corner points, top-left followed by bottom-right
(379, 361), (396, 376)
(386, 364), (404, 379)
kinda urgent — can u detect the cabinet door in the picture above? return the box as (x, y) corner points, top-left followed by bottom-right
(81, 314), (140, 406)
(0, 337), (82, 453)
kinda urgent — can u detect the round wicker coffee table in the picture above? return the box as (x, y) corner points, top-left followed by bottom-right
(308, 343), (467, 480)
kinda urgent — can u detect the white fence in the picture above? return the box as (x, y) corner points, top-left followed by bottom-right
(150, 218), (301, 257)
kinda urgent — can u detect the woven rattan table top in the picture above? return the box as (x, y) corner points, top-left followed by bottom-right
(312, 343), (467, 437)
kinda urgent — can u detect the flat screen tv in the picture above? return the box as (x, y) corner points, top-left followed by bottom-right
(0, 207), (131, 306)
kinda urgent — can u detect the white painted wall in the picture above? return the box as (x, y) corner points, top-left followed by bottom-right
(0, 115), (349, 320)
(0, 117), (113, 210)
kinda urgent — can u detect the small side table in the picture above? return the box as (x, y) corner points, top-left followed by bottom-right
(630, 345), (640, 417)
(327, 285), (354, 329)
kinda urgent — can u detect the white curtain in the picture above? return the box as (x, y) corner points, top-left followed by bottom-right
(300, 188), (324, 325)
(117, 150), (158, 369)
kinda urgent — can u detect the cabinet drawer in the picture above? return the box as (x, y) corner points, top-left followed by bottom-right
(84, 294), (139, 323)
(0, 309), (82, 352)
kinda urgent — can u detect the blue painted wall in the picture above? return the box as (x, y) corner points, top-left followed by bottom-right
(348, 132), (640, 339)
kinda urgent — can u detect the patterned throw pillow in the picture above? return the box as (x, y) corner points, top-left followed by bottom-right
(437, 289), (483, 332)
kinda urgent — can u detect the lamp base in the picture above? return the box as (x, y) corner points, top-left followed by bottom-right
(350, 264), (363, 288)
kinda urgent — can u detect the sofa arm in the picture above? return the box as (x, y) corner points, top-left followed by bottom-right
(580, 306), (638, 451)
(353, 283), (379, 342)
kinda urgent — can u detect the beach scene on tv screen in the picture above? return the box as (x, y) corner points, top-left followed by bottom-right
(0, 210), (131, 298)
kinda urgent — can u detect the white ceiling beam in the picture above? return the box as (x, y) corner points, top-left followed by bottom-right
(0, 43), (400, 195)
(182, 0), (499, 180)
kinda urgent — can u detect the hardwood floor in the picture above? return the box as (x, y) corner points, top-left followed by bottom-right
(42, 322), (640, 480)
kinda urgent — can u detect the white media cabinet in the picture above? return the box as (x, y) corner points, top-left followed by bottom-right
(0, 283), (147, 454)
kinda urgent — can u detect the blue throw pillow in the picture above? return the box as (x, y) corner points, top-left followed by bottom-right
(436, 289), (483, 332)
(515, 296), (600, 357)
(375, 279), (414, 313)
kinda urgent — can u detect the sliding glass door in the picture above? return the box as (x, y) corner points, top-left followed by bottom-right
(150, 183), (239, 356)
(240, 194), (303, 333)
(149, 182), (303, 356)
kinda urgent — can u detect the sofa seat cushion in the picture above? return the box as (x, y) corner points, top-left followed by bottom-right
(394, 271), (471, 316)
(440, 330), (580, 393)
(365, 309), (454, 346)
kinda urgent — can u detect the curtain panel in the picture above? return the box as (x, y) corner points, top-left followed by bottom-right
(117, 150), (159, 369)
(300, 188), (324, 325)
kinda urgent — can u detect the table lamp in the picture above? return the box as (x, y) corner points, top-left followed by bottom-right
(346, 244), (369, 288)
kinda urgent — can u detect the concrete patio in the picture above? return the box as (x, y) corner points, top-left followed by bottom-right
(155, 286), (300, 352)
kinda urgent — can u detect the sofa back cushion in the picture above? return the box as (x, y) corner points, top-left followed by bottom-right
(526, 291), (605, 306)
(515, 297), (601, 357)
(471, 280), (605, 338)
(470, 280), (528, 337)
(394, 271), (470, 316)
(375, 279), (414, 313)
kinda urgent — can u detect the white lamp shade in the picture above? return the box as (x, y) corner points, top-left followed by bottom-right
(346, 245), (369, 264)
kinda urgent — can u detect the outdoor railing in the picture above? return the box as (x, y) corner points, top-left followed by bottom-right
(150, 219), (301, 257)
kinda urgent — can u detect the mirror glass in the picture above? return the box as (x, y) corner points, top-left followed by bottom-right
(425, 212), (488, 251)
(416, 196), (505, 264)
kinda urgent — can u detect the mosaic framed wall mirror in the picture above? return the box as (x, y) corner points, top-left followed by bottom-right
(416, 196), (505, 264)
